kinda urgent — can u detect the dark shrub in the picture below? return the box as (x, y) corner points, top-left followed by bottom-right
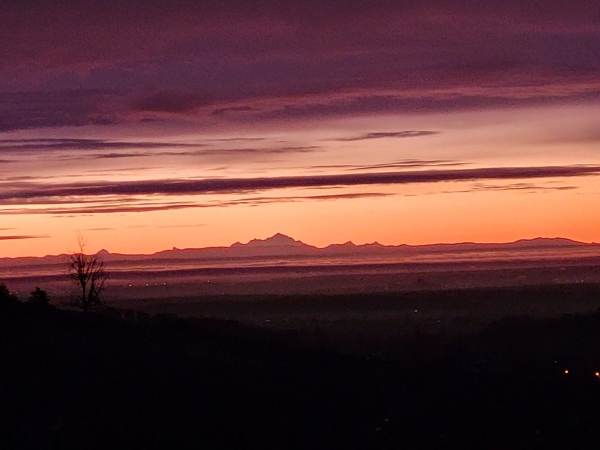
(28, 287), (50, 306)
(0, 283), (18, 305)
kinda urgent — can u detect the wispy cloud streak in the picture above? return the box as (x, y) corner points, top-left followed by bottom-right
(0, 139), (320, 164)
(0, 235), (49, 240)
(0, 193), (392, 215)
(331, 131), (439, 141)
(308, 160), (468, 171)
(0, 139), (205, 151)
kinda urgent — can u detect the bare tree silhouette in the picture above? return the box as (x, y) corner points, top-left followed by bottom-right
(68, 235), (108, 312)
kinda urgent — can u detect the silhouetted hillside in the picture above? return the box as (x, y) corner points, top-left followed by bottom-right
(3, 285), (600, 448)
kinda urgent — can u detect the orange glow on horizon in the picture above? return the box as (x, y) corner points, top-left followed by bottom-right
(2, 105), (600, 258)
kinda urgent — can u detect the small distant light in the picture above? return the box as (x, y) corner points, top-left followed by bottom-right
(564, 370), (569, 374)
(414, 309), (418, 313)
(595, 372), (599, 377)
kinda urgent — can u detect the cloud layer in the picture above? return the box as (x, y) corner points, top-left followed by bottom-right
(1, 0), (599, 131)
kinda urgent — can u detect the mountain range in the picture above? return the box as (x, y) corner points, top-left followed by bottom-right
(1, 234), (598, 267)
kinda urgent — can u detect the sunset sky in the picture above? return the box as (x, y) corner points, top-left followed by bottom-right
(1, 0), (600, 257)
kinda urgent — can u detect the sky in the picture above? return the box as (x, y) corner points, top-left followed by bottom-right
(1, 0), (600, 257)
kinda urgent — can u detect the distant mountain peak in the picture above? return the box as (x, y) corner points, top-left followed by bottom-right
(233, 233), (306, 248)
(270, 232), (296, 242)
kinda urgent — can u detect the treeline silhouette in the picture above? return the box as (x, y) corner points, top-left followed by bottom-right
(2, 281), (600, 448)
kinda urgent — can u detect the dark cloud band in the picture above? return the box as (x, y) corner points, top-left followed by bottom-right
(0, 165), (598, 203)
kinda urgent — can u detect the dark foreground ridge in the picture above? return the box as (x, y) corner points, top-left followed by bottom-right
(3, 286), (600, 448)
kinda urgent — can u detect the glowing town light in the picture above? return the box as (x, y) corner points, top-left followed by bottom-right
(564, 370), (569, 374)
